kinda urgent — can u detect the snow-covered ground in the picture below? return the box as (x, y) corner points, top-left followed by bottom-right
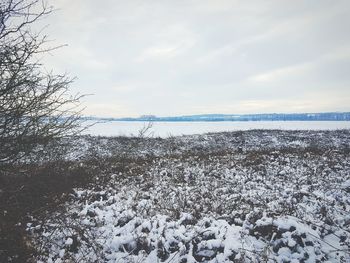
(84, 121), (350, 137)
(27, 130), (350, 262)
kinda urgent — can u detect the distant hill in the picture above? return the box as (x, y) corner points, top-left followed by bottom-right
(83, 112), (350, 122)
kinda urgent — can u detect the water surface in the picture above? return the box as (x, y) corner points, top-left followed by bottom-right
(84, 121), (350, 138)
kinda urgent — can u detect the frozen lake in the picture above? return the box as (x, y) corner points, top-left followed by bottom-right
(84, 121), (350, 137)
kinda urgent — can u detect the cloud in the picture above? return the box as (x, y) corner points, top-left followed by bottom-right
(111, 85), (134, 93)
(83, 103), (135, 117)
(247, 46), (350, 84)
(248, 63), (312, 83)
(189, 95), (350, 115)
(135, 24), (197, 62)
(136, 40), (195, 62)
(42, 0), (350, 116)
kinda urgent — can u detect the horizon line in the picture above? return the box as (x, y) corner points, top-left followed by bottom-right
(82, 111), (350, 119)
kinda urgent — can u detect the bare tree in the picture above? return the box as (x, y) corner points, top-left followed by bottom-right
(0, 0), (83, 163)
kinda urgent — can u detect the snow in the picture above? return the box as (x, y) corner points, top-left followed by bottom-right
(26, 130), (350, 262)
(84, 121), (350, 137)
(64, 238), (73, 246)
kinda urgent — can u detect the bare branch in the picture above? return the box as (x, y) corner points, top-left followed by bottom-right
(0, 0), (84, 163)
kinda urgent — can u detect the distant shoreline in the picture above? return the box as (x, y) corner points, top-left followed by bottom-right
(82, 112), (350, 122)
(88, 120), (350, 122)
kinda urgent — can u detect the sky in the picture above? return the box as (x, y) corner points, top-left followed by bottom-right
(39, 0), (350, 117)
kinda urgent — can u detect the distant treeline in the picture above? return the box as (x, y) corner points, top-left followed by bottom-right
(83, 112), (350, 122)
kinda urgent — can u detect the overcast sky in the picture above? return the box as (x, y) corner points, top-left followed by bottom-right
(41, 0), (350, 117)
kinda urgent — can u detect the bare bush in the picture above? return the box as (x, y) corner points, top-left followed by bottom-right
(0, 0), (83, 163)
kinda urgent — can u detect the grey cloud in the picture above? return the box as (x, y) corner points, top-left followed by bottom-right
(41, 0), (350, 117)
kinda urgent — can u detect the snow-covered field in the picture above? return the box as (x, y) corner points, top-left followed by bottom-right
(84, 121), (350, 137)
(27, 130), (350, 262)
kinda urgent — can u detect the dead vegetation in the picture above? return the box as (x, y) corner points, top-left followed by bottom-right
(1, 130), (350, 262)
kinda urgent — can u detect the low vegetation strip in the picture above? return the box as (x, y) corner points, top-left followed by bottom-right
(1, 130), (350, 262)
